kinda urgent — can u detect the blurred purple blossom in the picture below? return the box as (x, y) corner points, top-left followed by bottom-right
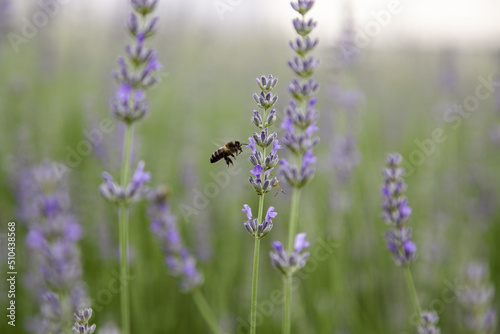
(381, 153), (417, 266)
(20, 162), (89, 333)
(149, 186), (203, 291)
(279, 1), (319, 189)
(269, 233), (310, 275)
(459, 261), (497, 333)
(99, 160), (151, 205)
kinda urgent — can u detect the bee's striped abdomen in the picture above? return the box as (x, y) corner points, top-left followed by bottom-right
(210, 148), (225, 163)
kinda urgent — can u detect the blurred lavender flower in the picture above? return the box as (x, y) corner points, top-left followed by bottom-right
(110, 0), (162, 125)
(279, 1), (319, 188)
(417, 312), (440, 334)
(99, 160), (151, 205)
(72, 308), (96, 334)
(459, 262), (498, 334)
(149, 186), (203, 291)
(22, 162), (89, 333)
(381, 153), (417, 266)
(270, 233), (310, 276)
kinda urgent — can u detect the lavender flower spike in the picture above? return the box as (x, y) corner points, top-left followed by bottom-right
(22, 162), (89, 333)
(149, 186), (203, 291)
(459, 261), (498, 333)
(270, 233), (310, 275)
(279, 0), (319, 189)
(381, 153), (416, 266)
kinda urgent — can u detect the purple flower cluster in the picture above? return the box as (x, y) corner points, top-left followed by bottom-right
(110, 0), (162, 124)
(417, 312), (440, 334)
(149, 186), (203, 291)
(459, 262), (497, 333)
(244, 75), (281, 237)
(381, 153), (417, 266)
(279, 0), (319, 188)
(269, 233), (310, 276)
(99, 160), (151, 205)
(242, 204), (277, 239)
(23, 162), (88, 333)
(72, 308), (96, 334)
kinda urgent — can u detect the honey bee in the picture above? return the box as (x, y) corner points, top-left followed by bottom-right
(210, 141), (245, 167)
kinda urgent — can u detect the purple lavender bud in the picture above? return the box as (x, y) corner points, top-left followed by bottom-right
(143, 16), (159, 38)
(242, 204), (275, 238)
(72, 308), (96, 334)
(252, 110), (263, 128)
(250, 151), (263, 166)
(100, 161), (150, 205)
(289, 36), (319, 57)
(126, 12), (139, 36)
(287, 78), (320, 102)
(265, 109), (277, 127)
(247, 137), (257, 154)
(257, 74), (278, 92)
(292, 18), (317, 37)
(288, 56), (320, 78)
(291, 0), (314, 16)
(270, 233), (310, 275)
(417, 311), (440, 334)
(110, 83), (150, 124)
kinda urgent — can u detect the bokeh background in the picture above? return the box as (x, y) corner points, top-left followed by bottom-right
(1, 0), (500, 333)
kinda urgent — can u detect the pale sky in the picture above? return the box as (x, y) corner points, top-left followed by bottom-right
(12, 0), (500, 50)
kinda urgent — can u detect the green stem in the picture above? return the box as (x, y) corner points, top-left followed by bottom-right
(249, 147), (267, 334)
(287, 188), (301, 253)
(282, 188), (301, 334)
(250, 237), (261, 334)
(119, 123), (133, 334)
(192, 289), (224, 334)
(404, 266), (422, 325)
(283, 274), (292, 334)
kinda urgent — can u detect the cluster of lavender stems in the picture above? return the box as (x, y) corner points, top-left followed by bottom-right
(459, 262), (497, 334)
(148, 186), (224, 334)
(381, 153), (441, 331)
(270, 1), (318, 333)
(243, 74), (280, 334)
(23, 162), (89, 333)
(98, 1), (162, 333)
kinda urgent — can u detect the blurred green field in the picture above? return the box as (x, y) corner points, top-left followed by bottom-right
(1, 3), (499, 334)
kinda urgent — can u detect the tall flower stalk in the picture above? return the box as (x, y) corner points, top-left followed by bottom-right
(23, 162), (89, 333)
(275, 1), (319, 333)
(148, 186), (223, 334)
(243, 74), (280, 334)
(459, 262), (497, 334)
(380, 153), (440, 332)
(99, 1), (162, 333)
